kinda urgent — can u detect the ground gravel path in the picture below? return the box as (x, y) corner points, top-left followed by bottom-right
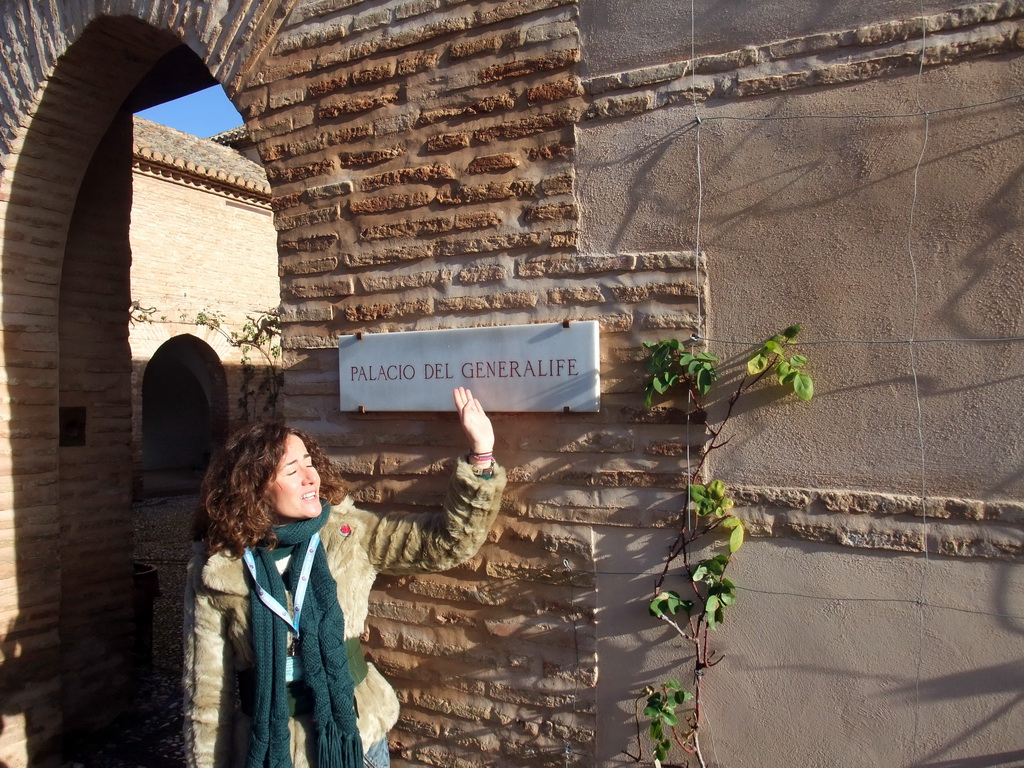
(62, 495), (196, 768)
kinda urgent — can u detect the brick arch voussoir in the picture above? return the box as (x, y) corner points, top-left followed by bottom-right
(0, 0), (287, 164)
(131, 321), (236, 362)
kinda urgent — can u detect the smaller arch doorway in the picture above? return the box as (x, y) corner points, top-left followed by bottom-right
(141, 334), (227, 496)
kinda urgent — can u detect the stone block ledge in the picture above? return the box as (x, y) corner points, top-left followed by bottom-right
(733, 484), (1024, 560)
(583, 2), (1024, 118)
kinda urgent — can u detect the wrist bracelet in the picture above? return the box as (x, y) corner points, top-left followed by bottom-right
(467, 453), (495, 477)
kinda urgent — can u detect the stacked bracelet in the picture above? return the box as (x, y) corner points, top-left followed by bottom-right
(468, 451), (495, 477)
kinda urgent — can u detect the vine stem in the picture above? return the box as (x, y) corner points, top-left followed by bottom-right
(636, 334), (806, 768)
(692, 730), (709, 768)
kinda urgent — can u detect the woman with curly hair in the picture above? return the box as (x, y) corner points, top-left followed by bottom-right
(183, 387), (506, 768)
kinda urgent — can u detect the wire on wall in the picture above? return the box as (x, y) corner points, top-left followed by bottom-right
(907, 4), (932, 762)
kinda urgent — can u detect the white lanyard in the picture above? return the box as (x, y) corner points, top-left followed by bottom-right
(243, 533), (320, 643)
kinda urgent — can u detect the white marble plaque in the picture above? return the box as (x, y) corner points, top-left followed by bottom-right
(338, 321), (600, 412)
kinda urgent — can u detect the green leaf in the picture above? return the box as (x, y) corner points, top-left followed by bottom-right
(662, 711), (679, 727)
(705, 597), (720, 627)
(707, 479), (726, 500)
(720, 497), (735, 511)
(643, 385), (655, 408)
(650, 591), (689, 618)
(794, 372), (815, 401)
(695, 351), (718, 362)
(790, 354), (808, 368)
(764, 340), (783, 354)
(666, 678), (681, 690)
(694, 502), (715, 517)
(694, 366), (714, 395)
(689, 484), (709, 502)
(721, 516), (740, 530)
(782, 324), (802, 340)
(775, 360), (792, 378)
(692, 565), (708, 582)
(729, 524), (745, 552)
(748, 351), (770, 375)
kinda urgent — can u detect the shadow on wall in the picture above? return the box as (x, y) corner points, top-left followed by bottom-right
(731, 544), (1024, 768)
(895, 563), (1024, 768)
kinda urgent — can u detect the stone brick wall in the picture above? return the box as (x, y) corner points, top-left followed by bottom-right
(237, 2), (603, 763)
(0, 10), (262, 765)
(0, 16), (185, 764)
(57, 110), (136, 735)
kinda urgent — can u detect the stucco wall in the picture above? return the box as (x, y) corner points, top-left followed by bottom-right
(579, 55), (1024, 503)
(597, 532), (1024, 766)
(579, 2), (1024, 765)
(579, 0), (963, 76)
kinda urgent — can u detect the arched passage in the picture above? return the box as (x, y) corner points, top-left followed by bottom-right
(0, 13), (253, 765)
(141, 335), (228, 496)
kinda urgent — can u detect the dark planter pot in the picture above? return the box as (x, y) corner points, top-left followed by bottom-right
(133, 561), (161, 666)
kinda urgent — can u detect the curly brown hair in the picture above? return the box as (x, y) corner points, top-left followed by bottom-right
(193, 422), (348, 555)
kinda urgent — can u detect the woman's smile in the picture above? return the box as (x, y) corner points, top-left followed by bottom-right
(268, 434), (321, 522)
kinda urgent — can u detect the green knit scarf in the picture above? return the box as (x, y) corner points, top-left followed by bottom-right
(246, 502), (363, 768)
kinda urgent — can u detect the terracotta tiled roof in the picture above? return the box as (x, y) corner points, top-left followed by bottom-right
(209, 125), (250, 148)
(132, 117), (270, 196)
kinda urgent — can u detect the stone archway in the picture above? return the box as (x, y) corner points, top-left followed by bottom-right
(0, 7), (271, 765)
(140, 334), (228, 497)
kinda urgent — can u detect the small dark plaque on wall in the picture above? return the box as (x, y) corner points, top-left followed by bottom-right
(59, 407), (87, 447)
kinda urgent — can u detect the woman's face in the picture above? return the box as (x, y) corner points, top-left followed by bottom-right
(267, 434), (322, 523)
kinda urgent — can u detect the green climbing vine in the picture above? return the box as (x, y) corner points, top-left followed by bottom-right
(131, 300), (283, 421)
(627, 325), (814, 768)
(189, 307), (283, 421)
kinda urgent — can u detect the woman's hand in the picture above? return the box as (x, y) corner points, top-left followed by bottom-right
(453, 387), (494, 455)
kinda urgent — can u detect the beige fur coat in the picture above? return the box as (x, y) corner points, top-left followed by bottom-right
(182, 458), (506, 768)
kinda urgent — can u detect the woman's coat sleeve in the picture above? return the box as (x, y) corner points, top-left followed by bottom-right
(366, 458), (507, 575)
